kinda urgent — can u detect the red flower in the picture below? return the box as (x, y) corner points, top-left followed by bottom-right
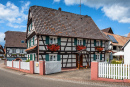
(95, 46), (103, 52)
(80, 65), (83, 67)
(76, 45), (86, 51)
(47, 44), (60, 51)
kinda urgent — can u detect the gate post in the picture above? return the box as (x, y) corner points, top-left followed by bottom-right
(12, 60), (13, 68)
(39, 61), (45, 75)
(30, 61), (34, 74)
(19, 60), (21, 70)
(91, 61), (98, 80)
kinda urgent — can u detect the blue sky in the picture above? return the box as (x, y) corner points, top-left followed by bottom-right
(0, 0), (130, 46)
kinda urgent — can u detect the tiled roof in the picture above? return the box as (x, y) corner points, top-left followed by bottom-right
(25, 46), (37, 52)
(101, 27), (114, 34)
(29, 6), (108, 40)
(0, 45), (4, 54)
(5, 31), (27, 48)
(103, 32), (130, 46)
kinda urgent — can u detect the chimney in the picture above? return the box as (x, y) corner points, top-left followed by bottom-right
(127, 33), (130, 37)
(58, 7), (61, 11)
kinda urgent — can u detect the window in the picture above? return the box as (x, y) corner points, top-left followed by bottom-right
(96, 54), (100, 61)
(49, 54), (57, 61)
(96, 41), (100, 46)
(113, 46), (117, 50)
(21, 40), (24, 43)
(20, 49), (24, 53)
(77, 39), (83, 45)
(50, 37), (57, 44)
(31, 38), (33, 46)
(12, 49), (16, 53)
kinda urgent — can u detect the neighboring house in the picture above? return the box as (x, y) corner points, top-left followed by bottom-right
(5, 31), (27, 61)
(0, 45), (5, 58)
(25, 6), (108, 68)
(101, 27), (130, 60)
(122, 39), (130, 64)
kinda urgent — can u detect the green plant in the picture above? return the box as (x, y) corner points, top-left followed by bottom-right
(26, 59), (30, 62)
(111, 59), (122, 64)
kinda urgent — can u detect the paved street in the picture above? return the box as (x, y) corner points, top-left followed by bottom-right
(0, 60), (130, 87)
(0, 68), (102, 87)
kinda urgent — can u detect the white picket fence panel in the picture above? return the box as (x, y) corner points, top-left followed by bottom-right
(45, 61), (61, 75)
(98, 62), (130, 80)
(20, 62), (30, 70)
(7, 61), (12, 67)
(13, 61), (19, 68)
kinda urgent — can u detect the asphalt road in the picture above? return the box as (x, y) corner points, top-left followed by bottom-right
(0, 68), (103, 87)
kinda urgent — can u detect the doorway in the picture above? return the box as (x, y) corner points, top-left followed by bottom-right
(76, 54), (83, 67)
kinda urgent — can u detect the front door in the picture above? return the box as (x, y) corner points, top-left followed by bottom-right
(76, 54), (83, 67)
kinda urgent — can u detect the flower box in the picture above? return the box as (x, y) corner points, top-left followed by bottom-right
(76, 45), (86, 51)
(95, 46), (103, 52)
(47, 44), (60, 51)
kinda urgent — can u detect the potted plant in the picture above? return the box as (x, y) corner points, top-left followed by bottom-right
(47, 44), (60, 51)
(76, 45), (86, 51)
(95, 46), (103, 52)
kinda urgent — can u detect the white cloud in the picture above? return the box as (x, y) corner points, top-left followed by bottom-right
(128, 27), (130, 29)
(0, 32), (5, 43)
(7, 23), (26, 28)
(62, 0), (130, 23)
(54, 0), (60, 2)
(124, 33), (128, 37)
(0, 1), (30, 28)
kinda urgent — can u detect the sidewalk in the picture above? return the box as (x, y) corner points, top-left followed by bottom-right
(1, 63), (130, 87)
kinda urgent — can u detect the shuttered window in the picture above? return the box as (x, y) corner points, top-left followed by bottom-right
(100, 40), (102, 47)
(57, 37), (61, 45)
(57, 55), (60, 61)
(33, 37), (34, 45)
(34, 54), (35, 61)
(93, 54), (96, 61)
(100, 54), (102, 60)
(94, 40), (96, 46)
(46, 54), (49, 61)
(83, 39), (86, 46)
(74, 38), (77, 45)
(46, 36), (49, 44)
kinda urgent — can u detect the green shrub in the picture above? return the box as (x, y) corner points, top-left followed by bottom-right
(111, 59), (122, 64)
(26, 59), (30, 62)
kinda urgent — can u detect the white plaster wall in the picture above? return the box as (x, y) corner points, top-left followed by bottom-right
(124, 42), (130, 64)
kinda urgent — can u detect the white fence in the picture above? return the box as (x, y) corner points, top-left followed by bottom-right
(21, 62), (30, 70)
(7, 61), (12, 67)
(13, 61), (19, 68)
(45, 61), (61, 74)
(98, 62), (130, 80)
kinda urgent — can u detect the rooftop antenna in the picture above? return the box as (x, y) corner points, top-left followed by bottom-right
(79, 0), (81, 15)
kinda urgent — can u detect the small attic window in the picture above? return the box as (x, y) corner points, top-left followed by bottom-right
(21, 40), (25, 43)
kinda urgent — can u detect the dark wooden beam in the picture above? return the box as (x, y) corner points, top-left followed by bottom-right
(41, 36), (47, 50)
(37, 35), (39, 61)
(64, 38), (69, 51)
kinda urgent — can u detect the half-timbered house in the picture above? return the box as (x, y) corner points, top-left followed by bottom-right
(25, 6), (109, 68)
(5, 31), (27, 61)
(102, 27), (130, 60)
(0, 45), (5, 59)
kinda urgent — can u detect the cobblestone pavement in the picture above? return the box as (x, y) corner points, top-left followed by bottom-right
(1, 60), (130, 87)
